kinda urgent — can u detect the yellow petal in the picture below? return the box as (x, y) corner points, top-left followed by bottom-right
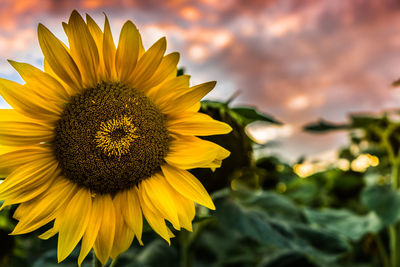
(160, 81), (216, 114)
(57, 188), (92, 262)
(94, 194), (116, 265)
(11, 178), (73, 220)
(8, 60), (69, 101)
(141, 173), (181, 230)
(162, 164), (215, 210)
(138, 32), (145, 58)
(78, 195), (104, 266)
(130, 37), (166, 89)
(38, 23), (82, 89)
(167, 227), (175, 238)
(0, 120), (54, 146)
(44, 59), (77, 96)
(164, 181), (195, 231)
(138, 187), (172, 244)
(39, 218), (61, 240)
(0, 79), (62, 122)
(12, 179), (77, 235)
(0, 158), (59, 204)
(0, 145), (53, 180)
(165, 135), (230, 169)
(187, 102), (201, 112)
(115, 21), (140, 83)
(86, 14), (106, 82)
(0, 145), (19, 156)
(141, 52), (180, 91)
(86, 14), (103, 51)
(147, 75), (190, 106)
(110, 198), (135, 259)
(0, 108), (35, 122)
(64, 11), (99, 87)
(115, 188), (143, 244)
(103, 15), (117, 81)
(167, 112), (232, 136)
(137, 183), (161, 215)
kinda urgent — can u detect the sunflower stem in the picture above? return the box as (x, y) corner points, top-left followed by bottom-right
(376, 234), (390, 267)
(381, 125), (400, 267)
(389, 160), (399, 267)
(109, 256), (119, 267)
(180, 230), (192, 267)
(93, 252), (102, 267)
(180, 219), (214, 267)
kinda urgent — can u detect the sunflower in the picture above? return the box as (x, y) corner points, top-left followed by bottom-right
(0, 10), (231, 265)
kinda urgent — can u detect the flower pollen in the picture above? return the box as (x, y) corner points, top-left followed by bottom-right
(95, 116), (140, 157)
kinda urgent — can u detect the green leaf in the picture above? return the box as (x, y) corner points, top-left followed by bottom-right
(228, 107), (281, 126)
(393, 78), (400, 87)
(32, 249), (78, 267)
(176, 67), (185, 76)
(134, 239), (178, 267)
(259, 250), (318, 267)
(234, 190), (303, 221)
(350, 114), (385, 128)
(214, 196), (292, 248)
(303, 119), (348, 133)
(285, 179), (319, 205)
(201, 100), (227, 110)
(304, 208), (381, 241)
(361, 185), (400, 226)
(214, 194), (350, 261)
(291, 223), (350, 255)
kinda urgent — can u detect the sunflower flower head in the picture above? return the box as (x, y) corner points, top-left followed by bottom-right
(0, 10), (231, 265)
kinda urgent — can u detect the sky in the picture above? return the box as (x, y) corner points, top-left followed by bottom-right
(1, 0), (400, 162)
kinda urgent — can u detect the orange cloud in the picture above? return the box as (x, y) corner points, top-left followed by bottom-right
(180, 6), (201, 21)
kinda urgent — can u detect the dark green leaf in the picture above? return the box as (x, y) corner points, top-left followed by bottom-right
(303, 119), (348, 133)
(133, 240), (178, 267)
(291, 223), (350, 255)
(214, 196), (293, 248)
(201, 100), (227, 110)
(349, 114), (387, 129)
(228, 107), (281, 125)
(176, 67), (185, 76)
(259, 250), (318, 267)
(234, 190), (303, 221)
(32, 248), (79, 267)
(304, 208), (381, 241)
(214, 194), (350, 262)
(392, 78), (400, 87)
(361, 185), (400, 226)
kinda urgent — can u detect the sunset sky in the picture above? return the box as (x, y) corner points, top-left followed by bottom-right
(1, 0), (400, 162)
